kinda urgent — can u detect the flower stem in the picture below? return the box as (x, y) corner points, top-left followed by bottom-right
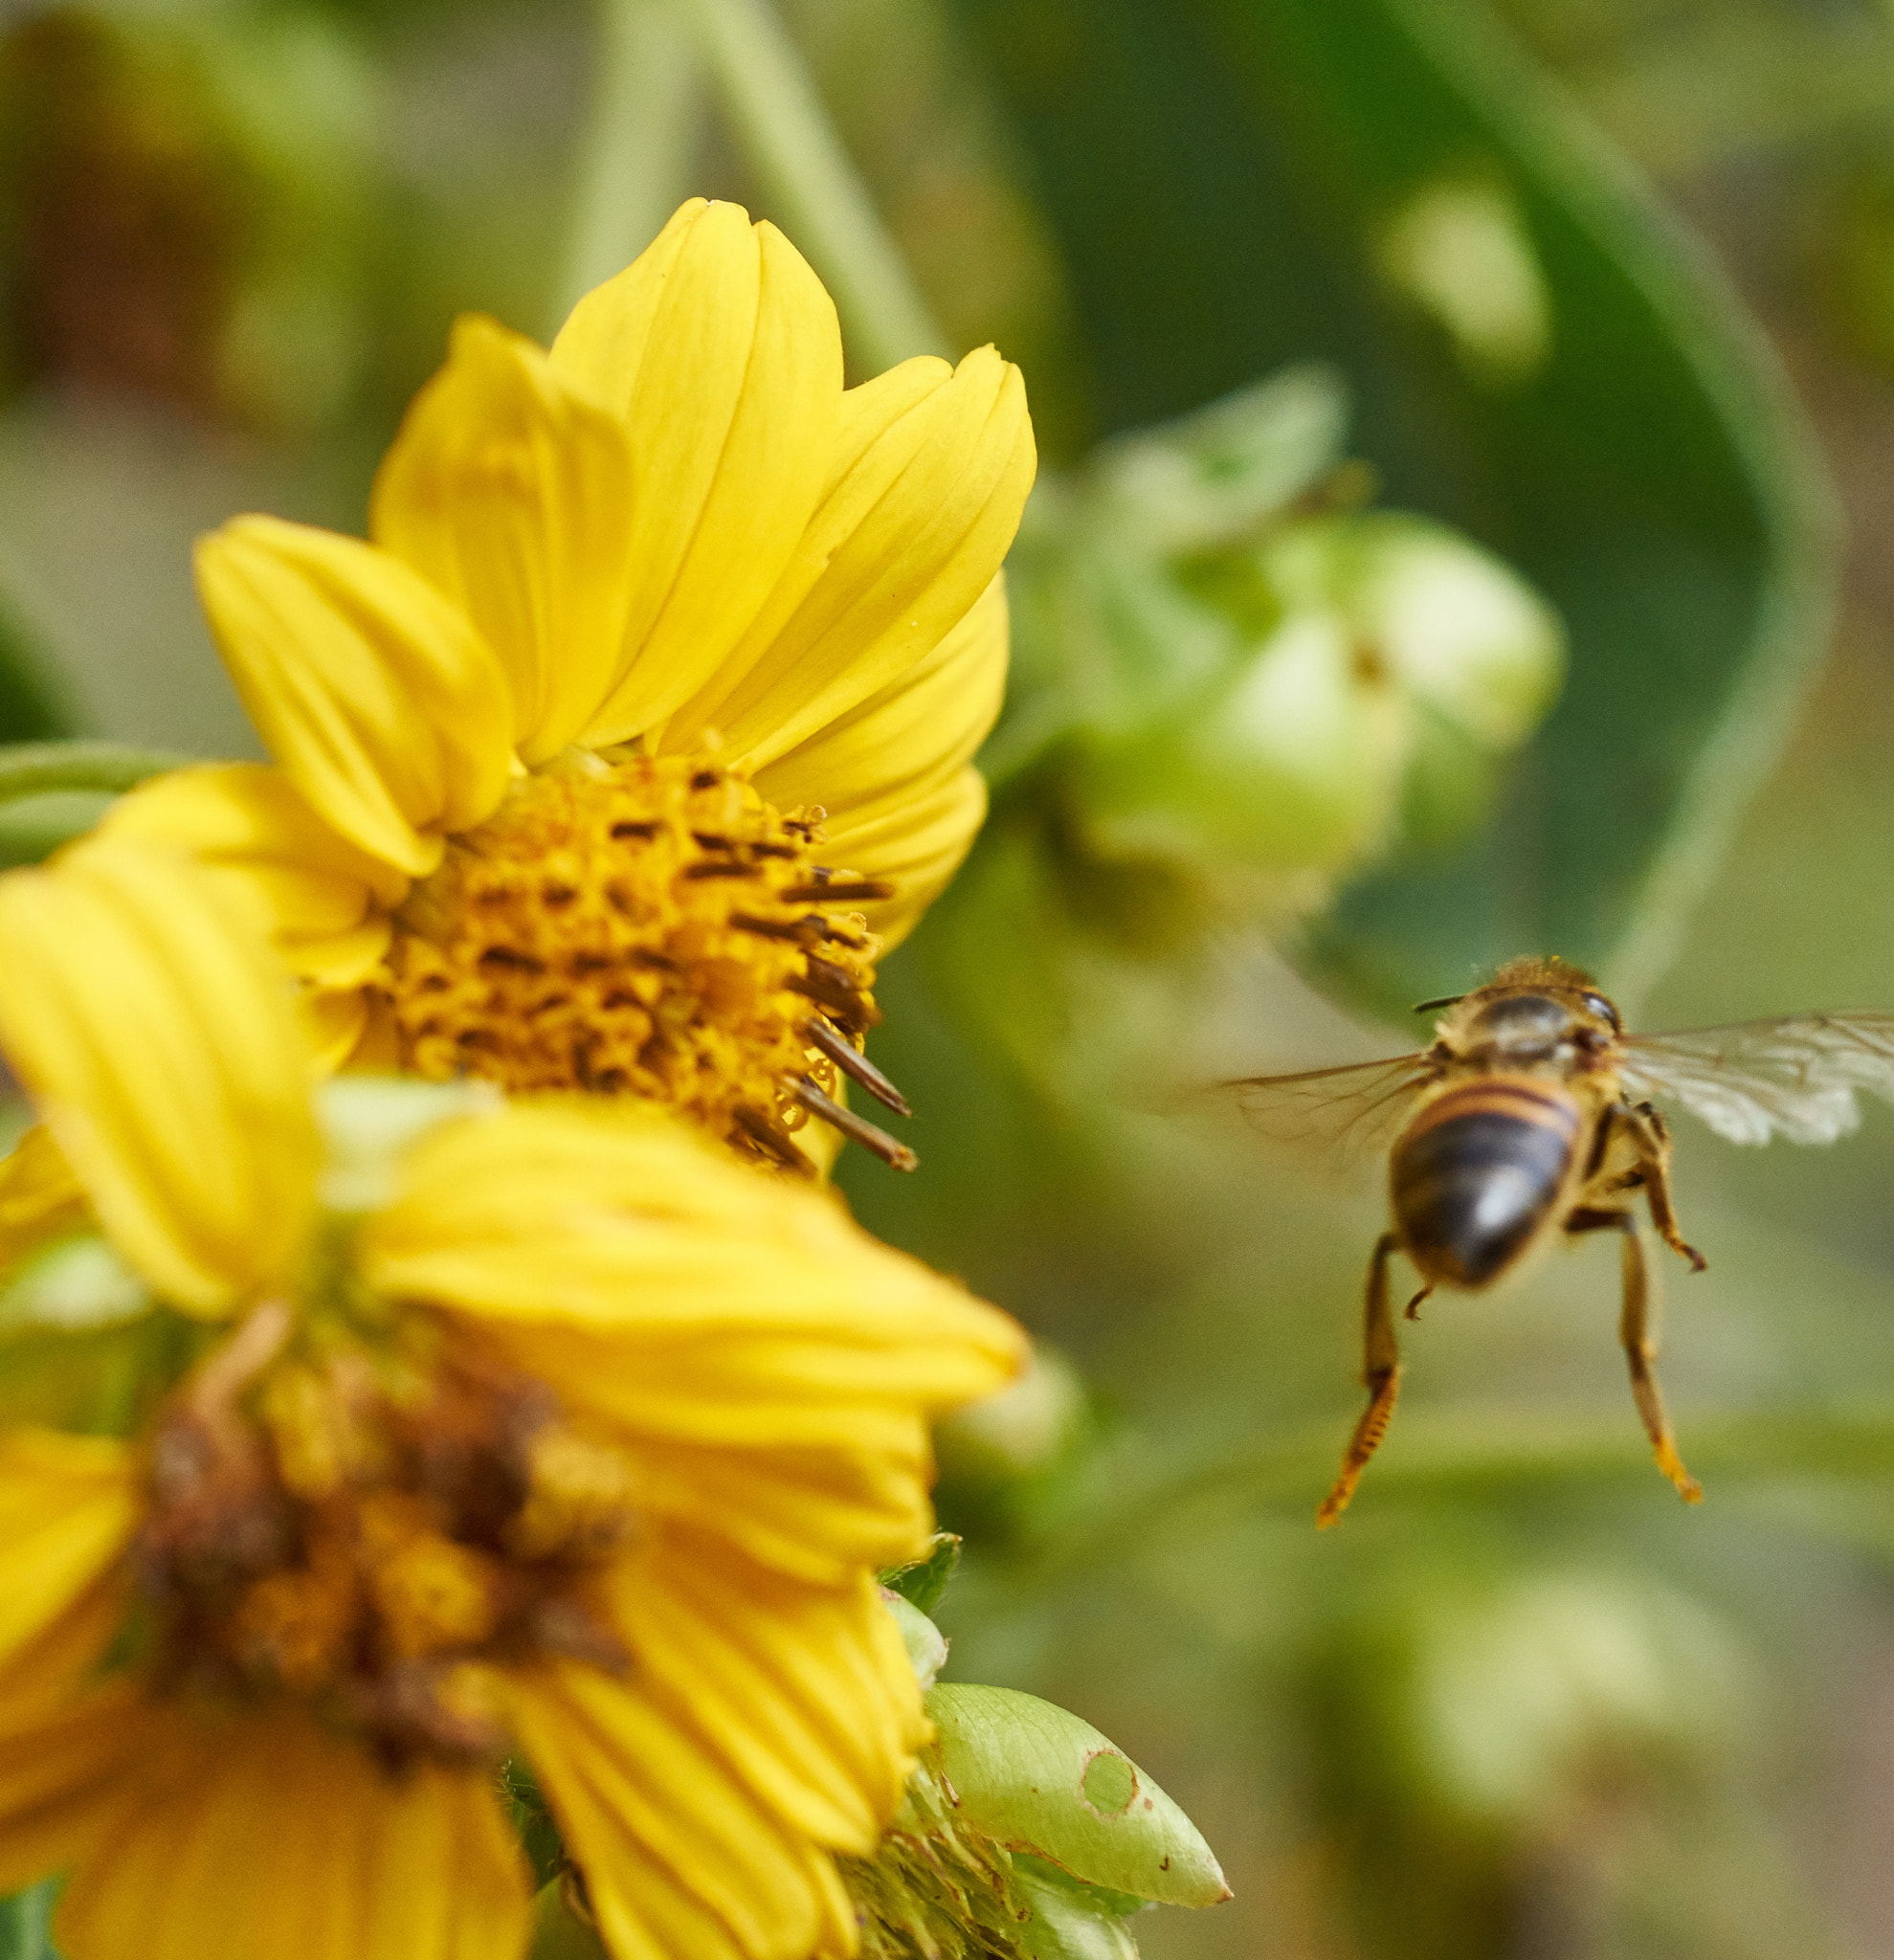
(554, 0), (704, 331)
(677, 0), (949, 369)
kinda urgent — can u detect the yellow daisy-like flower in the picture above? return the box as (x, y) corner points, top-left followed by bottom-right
(104, 196), (1035, 1175)
(0, 836), (1024, 1960)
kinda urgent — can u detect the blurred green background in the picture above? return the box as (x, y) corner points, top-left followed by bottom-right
(7, 0), (1894, 1953)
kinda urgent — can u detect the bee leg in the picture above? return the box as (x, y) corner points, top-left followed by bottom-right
(1620, 1102), (1708, 1273)
(1611, 1212), (1704, 1505)
(1318, 1233), (1404, 1529)
(1403, 1285), (1433, 1323)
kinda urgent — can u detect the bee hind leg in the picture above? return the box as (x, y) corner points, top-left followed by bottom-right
(1571, 1209), (1703, 1504)
(1318, 1233), (1404, 1530)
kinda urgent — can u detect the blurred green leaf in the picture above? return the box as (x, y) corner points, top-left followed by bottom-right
(0, 742), (187, 865)
(950, 0), (1838, 1014)
(0, 1881), (60, 1960)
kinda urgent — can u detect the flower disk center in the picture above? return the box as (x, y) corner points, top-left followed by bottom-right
(138, 1317), (634, 1770)
(380, 755), (911, 1173)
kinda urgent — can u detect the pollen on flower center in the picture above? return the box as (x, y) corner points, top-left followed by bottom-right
(377, 753), (917, 1174)
(137, 1301), (635, 1770)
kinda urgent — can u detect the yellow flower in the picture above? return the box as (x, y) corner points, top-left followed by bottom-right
(0, 836), (1024, 1960)
(105, 196), (1036, 1175)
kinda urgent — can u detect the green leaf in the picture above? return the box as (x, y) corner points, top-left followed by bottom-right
(0, 1881), (63, 1960)
(951, 0), (1838, 1014)
(879, 1530), (963, 1615)
(923, 1683), (1229, 1907)
(0, 743), (189, 867)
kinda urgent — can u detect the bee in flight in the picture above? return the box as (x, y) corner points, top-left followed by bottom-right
(1226, 957), (1894, 1526)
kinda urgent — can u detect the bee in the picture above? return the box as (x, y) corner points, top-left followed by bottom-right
(1226, 956), (1894, 1526)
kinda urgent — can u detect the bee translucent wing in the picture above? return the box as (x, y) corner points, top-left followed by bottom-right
(1219, 1053), (1437, 1162)
(1618, 1013), (1894, 1146)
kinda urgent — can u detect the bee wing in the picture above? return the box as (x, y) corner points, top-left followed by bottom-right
(1617, 1013), (1894, 1146)
(1218, 1053), (1437, 1163)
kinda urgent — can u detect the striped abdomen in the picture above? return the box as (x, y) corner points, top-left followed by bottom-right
(1391, 1076), (1582, 1288)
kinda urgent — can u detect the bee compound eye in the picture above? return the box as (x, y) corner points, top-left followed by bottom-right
(1580, 991), (1622, 1033)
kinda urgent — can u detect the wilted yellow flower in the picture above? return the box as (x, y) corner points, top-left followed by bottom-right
(106, 196), (1035, 1174)
(0, 837), (1024, 1960)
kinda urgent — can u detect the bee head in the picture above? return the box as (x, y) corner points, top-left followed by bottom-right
(1436, 958), (1623, 1061)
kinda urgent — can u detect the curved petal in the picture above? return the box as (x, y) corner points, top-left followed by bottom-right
(101, 764), (403, 991)
(0, 838), (321, 1313)
(54, 1706), (530, 1960)
(631, 1437), (935, 1588)
(660, 346), (1034, 773)
(371, 316), (637, 765)
(0, 1684), (150, 1897)
(358, 1102), (1024, 1430)
(195, 517), (516, 878)
(552, 200), (844, 745)
(754, 573), (1008, 820)
(507, 1660), (858, 1960)
(753, 574), (1008, 945)
(613, 1533), (924, 1850)
(816, 766), (989, 951)
(0, 1430), (136, 1677)
(0, 1125), (90, 1274)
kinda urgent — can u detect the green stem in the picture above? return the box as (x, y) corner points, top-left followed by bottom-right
(554, 0), (705, 331)
(677, 0), (948, 370)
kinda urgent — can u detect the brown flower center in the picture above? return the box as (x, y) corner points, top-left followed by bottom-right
(376, 753), (915, 1174)
(136, 1302), (633, 1770)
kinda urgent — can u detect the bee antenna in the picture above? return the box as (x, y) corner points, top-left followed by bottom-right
(1412, 994), (1464, 1013)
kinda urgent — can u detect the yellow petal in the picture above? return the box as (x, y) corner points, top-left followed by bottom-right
(54, 1706), (530, 1960)
(0, 838), (321, 1312)
(359, 1102), (1025, 1429)
(371, 315), (637, 765)
(662, 345), (1034, 772)
(754, 573), (1008, 946)
(817, 766), (990, 951)
(552, 200), (844, 745)
(614, 1532), (923, 1850)
(629, 1435), (934, 1588)
(508, 1659), (852, 1960)
(0, 1125), (90, 1273)
(101, 763), (403, 990)
(754, 572), (1008, 819)
(195, 517), (516, 878)
(0, 1430), (135, 1655)
(0, 1684), (148, 1897)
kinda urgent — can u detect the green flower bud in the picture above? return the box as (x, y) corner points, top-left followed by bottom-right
(841, 1681), (1228, 1959)
(1069, 510), (1563, 893)
(1314, 1567), (1753, 1838)
(936, 1344), (1089, 1489)
(1087, 366), (1349, 556)
(924, 1684), (1229, 1908)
